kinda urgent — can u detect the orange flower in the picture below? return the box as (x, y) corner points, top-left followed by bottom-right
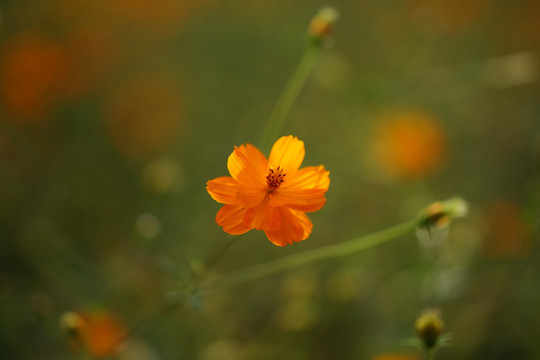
(79, 310), (126, 357)
(372, 110), (446, 179)
(482, 201), (531, 258)
(103, 74), (184, 159)
(61, 310), (127, 358)
(207, 136), (330, 246)
(0, 33), (71, 123)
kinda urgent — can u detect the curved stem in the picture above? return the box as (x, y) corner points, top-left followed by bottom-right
(196, 45), (320, 280)
(110, 297), (182, 358)
(201, 234), (244, 274)
(198, 219), (417, 295)
(259, 45), (321, 152)
(118, 219), (417, 349)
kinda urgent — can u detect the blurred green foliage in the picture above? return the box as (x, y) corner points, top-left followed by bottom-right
(0, 0), (539, 359)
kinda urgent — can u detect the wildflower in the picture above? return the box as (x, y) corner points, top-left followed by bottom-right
(308, 7), (339, 46)
(482, 201), (530, 257)
(415, 308), (444, 350)
(371, 110), (446, 179)
(417, 197), (468, 230)
(410, 0), (489, 34)
(109, 0), (195, 34)
(60, 310), (127, 358)
(207, 135), (330, 246)
(60, 311), (85, 339)
(103, 74), (183, 158)
(1, 33), (70, 123)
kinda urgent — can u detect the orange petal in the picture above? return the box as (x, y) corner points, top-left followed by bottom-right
(227, 144), (268, 188)
(269, 165), (329, 211)
(291, 209), (313, 240)
(264, 207), (312, 246)
(237, 187), (267, 208)
(268, 135), (305, 174)
(282, 165), (330, 190)
(270, 188), (327, 212)
(216, 204), (251, 235)
(206, 176), (238, 204)
(243, 196), (281, 231)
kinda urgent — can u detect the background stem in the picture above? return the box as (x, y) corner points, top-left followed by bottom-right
(259, 45), (321, 152)
(198, 219), (417, 295)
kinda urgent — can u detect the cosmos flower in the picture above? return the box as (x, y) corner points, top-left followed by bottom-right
(1, 33), (70, 123)
(207, 135), (330, 246)
(371, 110), (446, 179)
(482, 201), (530, 258)
(60, 309), (126, 358)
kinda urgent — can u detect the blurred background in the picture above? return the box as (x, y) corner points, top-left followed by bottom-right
(0, 0), (539, 359)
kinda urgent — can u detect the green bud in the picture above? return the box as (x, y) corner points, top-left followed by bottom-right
(415, 308), (445, 350)
(308, 7), (339, 47)
(417, 197), (468, 229)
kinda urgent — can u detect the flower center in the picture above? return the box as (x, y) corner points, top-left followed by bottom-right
(266, 166), (286, 191)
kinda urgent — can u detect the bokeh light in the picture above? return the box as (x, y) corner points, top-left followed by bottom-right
(103, 74), (184, 159)
(370, 110), (446, 179)
(1, 33), (71, 123)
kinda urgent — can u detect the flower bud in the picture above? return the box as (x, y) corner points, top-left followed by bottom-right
(415, 308), (444, 350)
(417, 197), (468, 229)
(60, 311), (84, 339)
(308, 7), (339, 46)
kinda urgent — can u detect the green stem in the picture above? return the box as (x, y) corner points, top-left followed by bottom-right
(259, 45), (321, 152)
(195, 45), (321, 279)
(201, 234), (243, 273)
(197, 219), (417, 295)
(427, 349), (435, 360)
(118, 219), (417, 348)
(111, 297), (181, 357)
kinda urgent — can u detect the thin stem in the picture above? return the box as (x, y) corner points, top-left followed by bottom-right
(259, 45), (321, 152)
(112, 297), (182, 355)
(201, 234), (244, 273)
(197, 219), (417, 295)
(427, 349), (435, 360)
(117, 219), (417, 351)
(195, 44), (320, 282)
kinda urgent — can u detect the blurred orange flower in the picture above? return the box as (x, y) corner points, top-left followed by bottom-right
(81, 310), (126, 357)
(508, 1), (540, 50)
(0, 33), (71, 123)
(103, 74), (183, 159)
(482, 201), (531, 258)
(372, 110), (446, 179)
(207, 136), (330, 246)
(409, 0), (489, 34)
(61, 310), (127, 358)
(110, 0), (198, 33)
(62, 26), (121, 97)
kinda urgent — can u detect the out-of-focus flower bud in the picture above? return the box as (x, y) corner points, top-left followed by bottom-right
(417, 197), (468, 229)
(415, 308), (445, 350)
(308, 7), (339, 47)
(60, 311), (85, 339)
